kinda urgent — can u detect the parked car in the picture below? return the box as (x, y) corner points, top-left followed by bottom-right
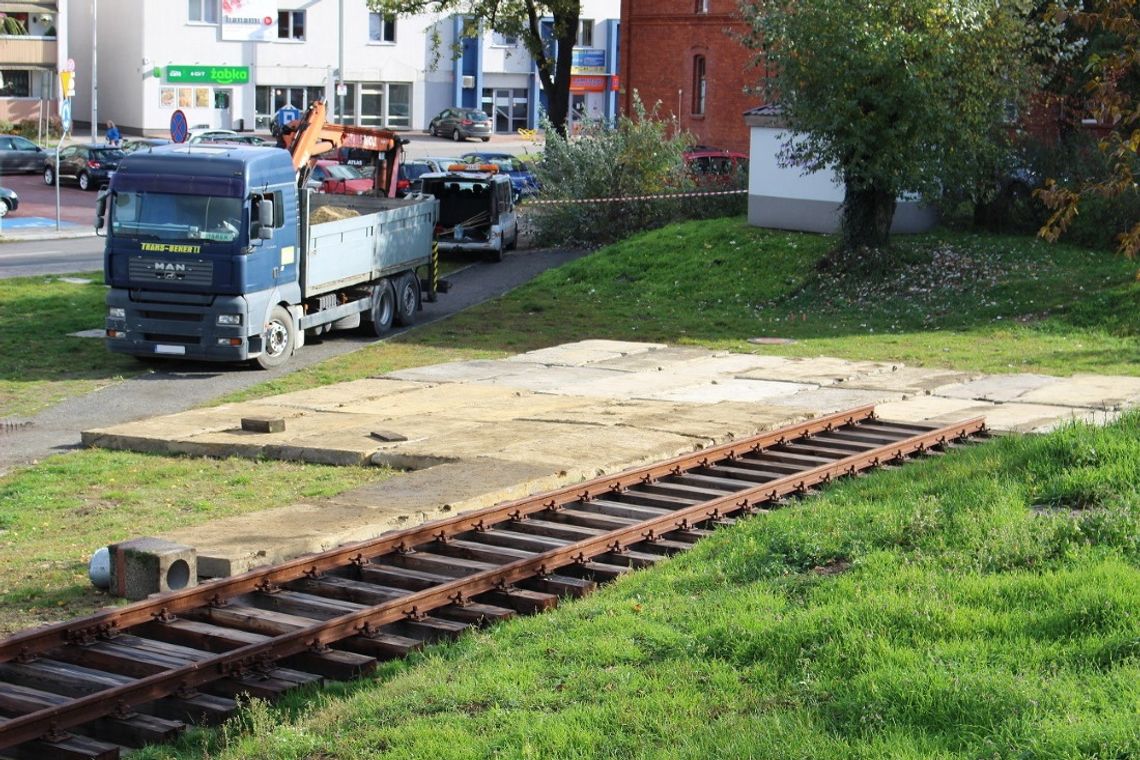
(428, 108), (493, 142)
(0, 134), (48, 174)
(121, 137), (173, 154)
(459, 152), (540, 200)
(307, 160), (374, 195)
(402, 157), (457, 194)
(683, 148), (748, 186)
(0, 185), (18, 217)
(196, 133), (272, 147)
(43, 144), (125, 191)
(419, 167), (518, 261)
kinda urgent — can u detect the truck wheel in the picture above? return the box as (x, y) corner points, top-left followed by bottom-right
(485, 239), (504, 263)
(364, 279), (395, 336)
(394, 272), (421, 326)
(256, 305), (295, 369)
(452, 128), (462, 142)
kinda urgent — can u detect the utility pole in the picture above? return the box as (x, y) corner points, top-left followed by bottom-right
(91, 0), (98, 142)
(337, 0), (345, 122)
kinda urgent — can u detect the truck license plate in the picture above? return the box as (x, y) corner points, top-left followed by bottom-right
(155, 344), (186, 355)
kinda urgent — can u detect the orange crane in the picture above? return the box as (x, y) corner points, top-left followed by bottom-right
(279, 99), (407, 198)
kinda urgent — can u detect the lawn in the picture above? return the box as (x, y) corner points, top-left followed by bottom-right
(1, 218), (1137, 755)
(137, 411), (1140, 759)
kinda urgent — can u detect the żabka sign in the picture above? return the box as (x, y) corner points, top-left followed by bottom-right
(221, 0), (277, 42)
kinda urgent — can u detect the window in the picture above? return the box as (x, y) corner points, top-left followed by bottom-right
(695, 0), (710, 12)
(577, 19), (593, 47)
(692, 55), (707, 116)
(492, 31), (518, 46)
(0, 70), (31, 97)
(278, 10), (305, 40)
(187, 0), (217, 24)
(369, 12), (396, 42)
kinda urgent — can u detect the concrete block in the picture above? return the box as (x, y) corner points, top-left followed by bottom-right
(241, 416), (285, 433)
(108, 537), (197, 600)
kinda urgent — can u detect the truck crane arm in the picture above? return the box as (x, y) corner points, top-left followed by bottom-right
(280, 99), (408, 198)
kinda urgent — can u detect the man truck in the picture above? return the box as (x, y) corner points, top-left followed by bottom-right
(98, 101), (437, 369)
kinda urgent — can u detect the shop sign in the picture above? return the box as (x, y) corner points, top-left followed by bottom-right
(164, 66), (250, 85)
(571, 49), (607, 74)
(221, 0), (277, 42)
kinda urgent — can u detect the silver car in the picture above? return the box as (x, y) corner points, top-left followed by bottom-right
(0, 134), (48, 174)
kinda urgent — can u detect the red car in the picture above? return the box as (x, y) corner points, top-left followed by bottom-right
(307, 159), (374, 195)
(684, 148), (748, 182)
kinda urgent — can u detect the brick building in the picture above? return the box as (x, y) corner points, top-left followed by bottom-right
(618, 0), (763, 153)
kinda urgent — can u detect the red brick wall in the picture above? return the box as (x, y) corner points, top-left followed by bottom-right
(619, 0), (765, 153)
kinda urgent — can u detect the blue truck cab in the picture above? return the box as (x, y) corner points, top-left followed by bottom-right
(99, 143), (437, 368)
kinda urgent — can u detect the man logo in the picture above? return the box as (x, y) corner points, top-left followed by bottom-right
(153, 262), (188, 280)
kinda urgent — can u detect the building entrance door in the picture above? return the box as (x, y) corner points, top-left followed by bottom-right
(483, 88), (528, 134)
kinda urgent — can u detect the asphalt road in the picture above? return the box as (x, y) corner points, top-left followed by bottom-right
(0, 245), (588, 475)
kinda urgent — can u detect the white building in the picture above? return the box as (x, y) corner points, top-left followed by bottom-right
(63, 0), (620, 139)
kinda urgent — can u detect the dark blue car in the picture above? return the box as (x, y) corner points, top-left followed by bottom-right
(459, 152), (540, 201)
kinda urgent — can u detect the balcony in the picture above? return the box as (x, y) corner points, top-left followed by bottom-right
(0, 36), (57, 66)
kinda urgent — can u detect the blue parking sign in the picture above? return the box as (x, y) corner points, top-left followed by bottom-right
(275, 105), (302, 129)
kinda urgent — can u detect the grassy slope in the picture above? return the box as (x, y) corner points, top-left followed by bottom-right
(143, 412), (1140, 760)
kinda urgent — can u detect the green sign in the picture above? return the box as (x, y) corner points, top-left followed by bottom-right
(162, 65), (250, 85)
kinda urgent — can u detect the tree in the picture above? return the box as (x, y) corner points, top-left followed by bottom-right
(738, 0), (1039, 261)
(1037, 0), (1139, 261)
(368, 0), (580, 134)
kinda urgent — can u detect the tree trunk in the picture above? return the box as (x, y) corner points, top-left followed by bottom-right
(840, 180), (896, 252)
(546, 19), (577, 135)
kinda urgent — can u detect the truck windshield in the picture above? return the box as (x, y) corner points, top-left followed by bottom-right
(110, 191), (244, 242)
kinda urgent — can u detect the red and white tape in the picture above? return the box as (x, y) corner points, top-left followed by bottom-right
(525, 188), (747, 205)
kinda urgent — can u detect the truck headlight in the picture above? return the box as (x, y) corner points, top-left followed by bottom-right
(109, 307), (125, 318)
(217, 314), (242, 326)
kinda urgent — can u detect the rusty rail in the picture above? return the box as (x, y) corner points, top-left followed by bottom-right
(0, 407), (985, 755)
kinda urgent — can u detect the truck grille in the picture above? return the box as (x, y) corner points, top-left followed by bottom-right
(129, 257), (213, 287)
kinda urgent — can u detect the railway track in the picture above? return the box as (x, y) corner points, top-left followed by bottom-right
(0, 405), (986, 758)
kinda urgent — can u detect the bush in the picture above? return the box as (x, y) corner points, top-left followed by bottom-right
(528, 96), (745, 247)
(962, 131), (1140, 252)
(0, 117), (62, 143)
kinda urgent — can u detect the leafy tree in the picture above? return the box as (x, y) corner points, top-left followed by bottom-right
(738, 0), (1039, 262)
(1037, 0), (1139, 261)
(368, 0), (580, 134)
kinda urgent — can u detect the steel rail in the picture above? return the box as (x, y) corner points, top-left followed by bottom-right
(0, 413), (984, 749)
(0, 405), (879, 663)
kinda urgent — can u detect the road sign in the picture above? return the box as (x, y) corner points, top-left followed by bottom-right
(170, 109), (189, 143)
(59, 99), (72, 133)
(59, 70), (75, 98)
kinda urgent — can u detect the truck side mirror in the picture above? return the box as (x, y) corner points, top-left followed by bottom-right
(94, 189), (108, 233)
(257, 199), (274, 239)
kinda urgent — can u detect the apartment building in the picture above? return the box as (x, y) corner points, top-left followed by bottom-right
(60, 0), (618, 138)
(0, 0), (68, 126)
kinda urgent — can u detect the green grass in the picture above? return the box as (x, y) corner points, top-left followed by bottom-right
(0, 452), (388, 635)
(0, 273), (140, 418)
(136, 412), (1140, 760)
(406, 220), (1139, 376)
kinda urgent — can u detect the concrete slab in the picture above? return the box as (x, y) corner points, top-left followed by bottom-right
(763, 387), (906, 413)
(505, 339), (666, 366)
(937, 373), (1060, 403)
(737, 356), (898, 385)
(842, 366), (984, 395)
(166, 458), (567, 577)
(81, 341), (1138, 582)
(386, 359), (521, 385)
(646, 378), (813, 404)
(590, 345), (725, 372)
(1018, 374), (1140, 410)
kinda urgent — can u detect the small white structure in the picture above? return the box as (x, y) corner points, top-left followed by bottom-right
(744, 105), (936, 234)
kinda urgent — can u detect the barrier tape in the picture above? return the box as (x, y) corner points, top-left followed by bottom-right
(525, 188), (746, 206)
